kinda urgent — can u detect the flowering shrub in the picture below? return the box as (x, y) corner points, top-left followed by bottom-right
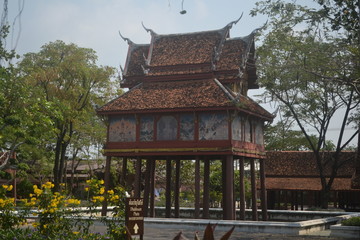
(0, 180), (129, 240)
(85, 179), (127, 239)
(0, 184), (27, 230)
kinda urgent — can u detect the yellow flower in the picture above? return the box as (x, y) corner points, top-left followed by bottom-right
(32, 222), (39, 228)
(85, 187), (89, 192)
(7, 185), (13, 191)
(73, 231), (79, 235)
(107, 190), (114, 195)
(99, 187), (105, 195)
(86, 180), (91, 184)
(34, 188), (43, 196)
(99, 180), (104, 185)
(42, 182), (54, 189)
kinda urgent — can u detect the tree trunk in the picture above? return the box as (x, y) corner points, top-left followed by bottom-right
(320, 186), (330, 209)
(53, 137), (62, 192)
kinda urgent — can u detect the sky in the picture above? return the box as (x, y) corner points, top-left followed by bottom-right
(6, 0), (268, 69)
(3, 0), (358, 147)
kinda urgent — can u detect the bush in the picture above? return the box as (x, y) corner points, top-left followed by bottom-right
(0, 180), (129, 239)
(341, 216), (360, 226)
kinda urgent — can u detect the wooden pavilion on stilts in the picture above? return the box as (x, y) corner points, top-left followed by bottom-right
(97, 18), (274, 220)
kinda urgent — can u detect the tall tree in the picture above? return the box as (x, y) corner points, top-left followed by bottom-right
(252, 0), (360, 208)
(18, 40), (116, 190)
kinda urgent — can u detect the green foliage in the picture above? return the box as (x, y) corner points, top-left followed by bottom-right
(317, 0), (360, 42)
(0, 184), (27, 230)
(0, 181), (127, 239)
(17, 40), (117, 190)
(341, 216), (360, 226)
(251, 0), (359, 208)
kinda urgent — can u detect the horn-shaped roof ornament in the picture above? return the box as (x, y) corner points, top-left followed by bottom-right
(224, 13), (243, 30)
(119, 31), (134, 45)
(251, 20), (268, 35)
(141, 22), (157, 36)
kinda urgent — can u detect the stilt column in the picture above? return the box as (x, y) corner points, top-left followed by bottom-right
(223, 155), (235, 220)
(250, 159), (258, 221)
(259, 158), (268, 220)
(239, 157), (246, 220)
(165, 159), (172, 218)
(203, 158), (210, 219)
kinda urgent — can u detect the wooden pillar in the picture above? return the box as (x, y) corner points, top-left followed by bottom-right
(165, 158), (172, 218)
(174, 158), (181, 218)
(101, 156), (111, 216)
(203, 158), (210, 219)
(195, 156), (200, 218)
(239, 157), (246, 220)
(250, 159), (258, 221)
(134, 157), (142, 198)
(259, 158), (268, 221)
(223, 155), (235, 220)
(143, 158), (151, 217)
(150, 159), (156, 217)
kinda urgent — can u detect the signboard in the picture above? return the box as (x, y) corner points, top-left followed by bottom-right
(125, 198), (144, 236)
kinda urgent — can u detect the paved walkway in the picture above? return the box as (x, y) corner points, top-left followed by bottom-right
(141, 226), (349, 240)
(91, 223), (351, 240)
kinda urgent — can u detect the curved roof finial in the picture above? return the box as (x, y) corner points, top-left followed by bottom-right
(251, 20), (268, 35)
(141, 21), (157, 36)
(119, 31), (134, 45)
(224, 13), (243, 30)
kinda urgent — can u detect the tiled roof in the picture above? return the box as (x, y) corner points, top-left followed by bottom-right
(120, 25), (261, 92)
(266, 177), (356, 191)
(148, 29), (226, 67)
(216, 38), (246, 71)
(99, 79), (233, 112)
(97, 79), (273, 120)
(266, 151), (356, 177)
(123, 44), (149, 77)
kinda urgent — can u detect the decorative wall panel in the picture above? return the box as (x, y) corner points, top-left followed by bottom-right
(199, 112), (228, 140)
(108, 116), (136, 142)
(231, 115), (242, 141)
(255, 120), (264, 145)
(180, 114), (194, 140)
(157, 115), (178, 141)
(244, 119), (252, 142)
(140, 116), (154, 141)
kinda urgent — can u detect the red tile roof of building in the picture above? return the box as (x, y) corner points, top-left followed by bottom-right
(121, 24), (259, 89)
(123, 44), (149, 77)
(265, 151), (358, 191)
(266, 177), (355, 191)
(148, 29), (226, 67)
(266, 151), (356, 177)
(97, 78), (273, 120)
